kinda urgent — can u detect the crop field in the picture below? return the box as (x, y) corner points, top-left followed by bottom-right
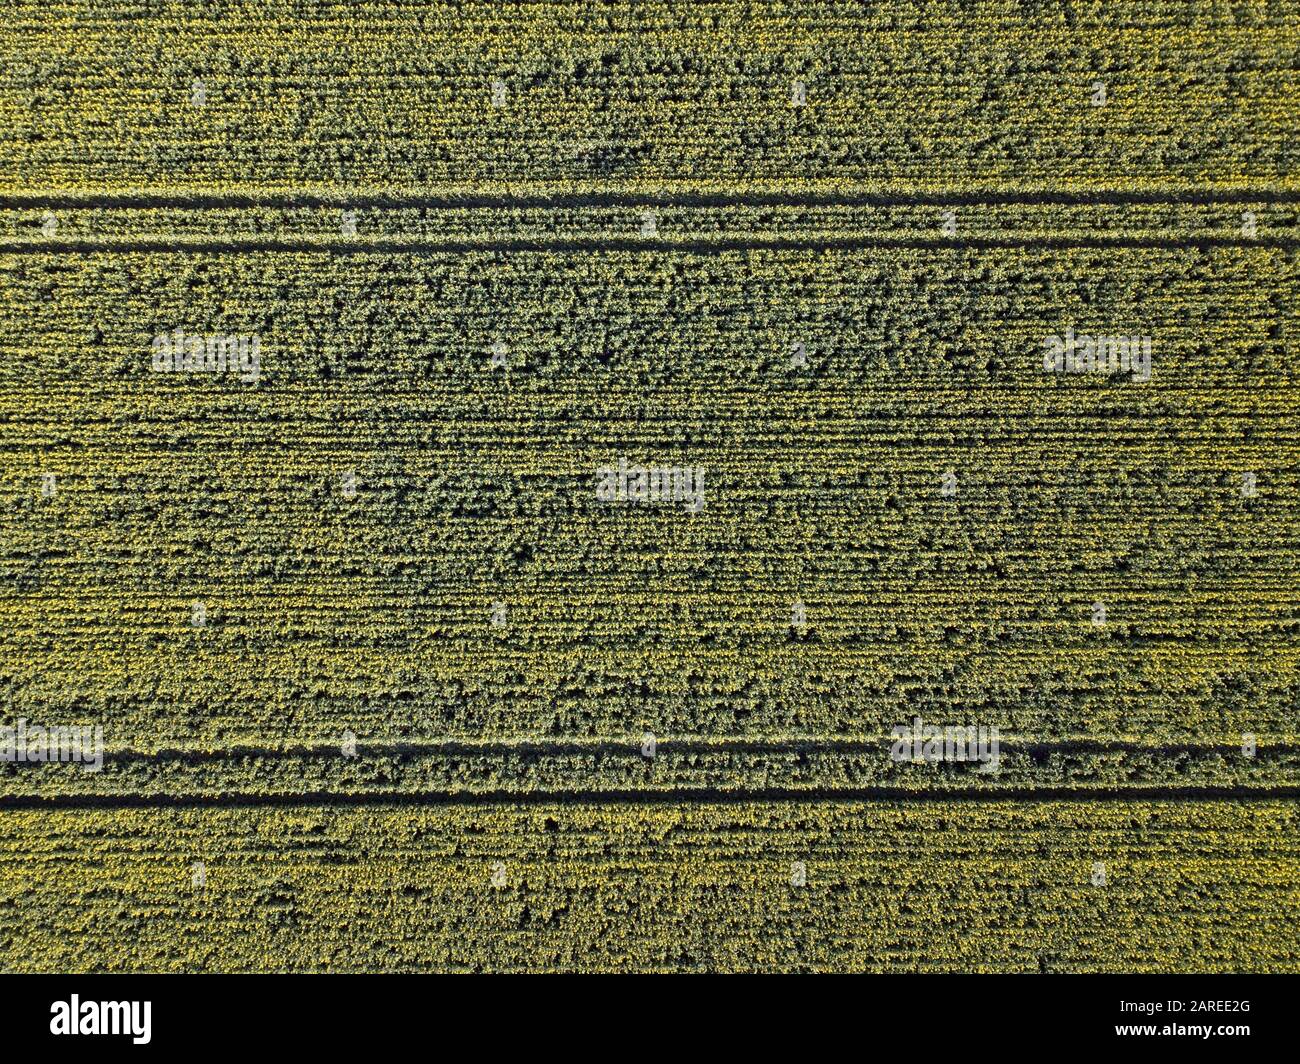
(1, 0), (1298, 973)
(3, 803), (1298, 972)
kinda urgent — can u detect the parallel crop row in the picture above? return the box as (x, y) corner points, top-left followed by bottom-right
(2, 1), (1298, 194)
(2, 801), (1296, 972)
(1, 242), (1296, 751)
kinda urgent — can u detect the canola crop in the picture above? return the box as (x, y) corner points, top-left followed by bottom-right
(2, 802), (1298, 973)
(0, 0), (1298, 972)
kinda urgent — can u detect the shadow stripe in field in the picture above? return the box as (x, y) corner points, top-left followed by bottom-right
(79, 739), (1300, 762)
(6, 188), (1300, 210)
(5, 786), (1300, 811)
(7, 234), (1300, 254)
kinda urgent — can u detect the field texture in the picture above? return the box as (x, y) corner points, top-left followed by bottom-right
(1, 0), (1298, 972)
